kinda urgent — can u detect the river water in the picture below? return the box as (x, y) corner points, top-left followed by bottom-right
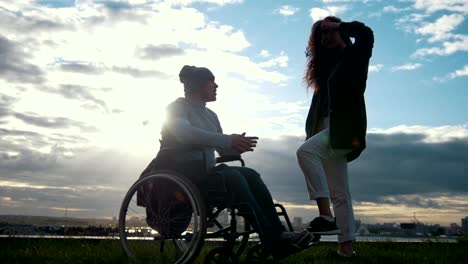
(0, 234), (459, 243)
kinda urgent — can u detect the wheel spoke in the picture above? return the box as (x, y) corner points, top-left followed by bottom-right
(126, 205), (146, 220)
(119, 172), (207, 264)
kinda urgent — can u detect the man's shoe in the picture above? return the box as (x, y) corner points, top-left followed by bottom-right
(307, 216), (340, 235)
(279, 230), (316, 249)
(271, 230), (316, 261)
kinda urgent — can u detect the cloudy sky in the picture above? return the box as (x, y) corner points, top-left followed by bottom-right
(0, 0), (467, 226)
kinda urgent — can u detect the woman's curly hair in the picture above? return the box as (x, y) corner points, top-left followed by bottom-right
(304, 16), (348, 93)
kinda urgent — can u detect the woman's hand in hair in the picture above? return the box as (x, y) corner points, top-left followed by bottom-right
(321, 19), (347, 49)
(321, 19), (340, 32)
(231, 134), (258, 153)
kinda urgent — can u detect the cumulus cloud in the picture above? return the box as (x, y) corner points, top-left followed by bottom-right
(413, 0), (468, 14)
(0, 4), (70, 34)
(137, 44), (186, 60)
(378, 194), (468, 210)
(433, 64), (468, 81)
(0, 0), (290, 167)
(321, 0), (353, 3)
(259, 50), (271, 58)
(447, 64), (468, 79)
(52, 59), (170, 80)
(0, 143), (147, 218)
(1, 121), (468, 222)
(111, 66), (170, 78)
(0, 35), (45, 83)
(369, 124), (468, 143)
(58, 62), (105, 75)
(412, 35), (468, 57)
(393, 6), (468, 58)
(0, 184), (123, 218)
(383, 5), (410, 13)
(369, 64), (384, 72)
(0, 126), (89, 179)
(389, 0), (467, 61)
(353, 195), (468, 224)
(192, 23), (251, 52)
(408, 13), (467, 58)
(13, 112), (97, 132)
(391, 63), (422, 71)
(309, 6), (349, 22)
(395, 13), (429, 32)
(166, 0), (243, 7)
(258, 51), (288, 68)
(0, 94), (17, 119)
(398, 13), (428, 23)
(38, 84), (109, 112)
(275, 5), (300, 16)
(246, 125), (468, 212)
(415, 14), (464, 43)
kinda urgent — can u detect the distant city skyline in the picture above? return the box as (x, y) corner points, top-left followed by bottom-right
(1, 213), (466, 237)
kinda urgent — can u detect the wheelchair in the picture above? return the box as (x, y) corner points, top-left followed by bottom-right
(118, 153), (305, 264)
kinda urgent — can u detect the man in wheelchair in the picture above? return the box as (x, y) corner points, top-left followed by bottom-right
(139, 65), (315, 260)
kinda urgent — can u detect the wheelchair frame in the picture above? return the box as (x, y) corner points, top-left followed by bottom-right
(118, 154), (296, 264)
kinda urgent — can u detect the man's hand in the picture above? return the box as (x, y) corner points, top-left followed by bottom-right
(231, 133), (258, 153)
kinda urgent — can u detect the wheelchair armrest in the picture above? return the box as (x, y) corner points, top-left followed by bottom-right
(216, 155), (245, 166)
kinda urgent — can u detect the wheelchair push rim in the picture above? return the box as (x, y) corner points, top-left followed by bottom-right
(119, 171), (207, 264)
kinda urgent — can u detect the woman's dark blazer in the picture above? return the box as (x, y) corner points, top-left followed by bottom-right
(305, 21), (374, 162)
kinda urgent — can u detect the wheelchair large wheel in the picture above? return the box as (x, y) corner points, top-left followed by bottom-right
(205, 205), (254, 258)
(119, 171), (207, 264)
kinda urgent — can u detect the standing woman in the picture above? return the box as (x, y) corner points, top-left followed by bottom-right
(296, 16), (374, 257)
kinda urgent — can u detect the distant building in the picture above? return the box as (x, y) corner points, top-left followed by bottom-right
(400, 223), (416, 236)
(356, 225), (370, 236)
(462, 217), (468, 233)
(448, 223), (463, 236)
(400, 222), (426, 230)
(383, 223), (397, 228)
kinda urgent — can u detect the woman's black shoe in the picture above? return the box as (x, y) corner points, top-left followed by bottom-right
(307, 217), (340, 235)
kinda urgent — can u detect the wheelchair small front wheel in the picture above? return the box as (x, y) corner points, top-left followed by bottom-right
(119, 170), (207, 264)
(204, 247), (238, 264)
(246, 242), (273, 262)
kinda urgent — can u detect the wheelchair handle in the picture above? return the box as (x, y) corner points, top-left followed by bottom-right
(216, 155), (245, 167)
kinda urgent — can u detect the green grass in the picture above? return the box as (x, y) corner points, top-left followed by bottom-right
(1, 238), (466, 264)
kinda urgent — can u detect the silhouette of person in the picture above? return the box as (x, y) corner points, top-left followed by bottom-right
(297, 16), (374, 257)
(146, 65), (315, 260)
